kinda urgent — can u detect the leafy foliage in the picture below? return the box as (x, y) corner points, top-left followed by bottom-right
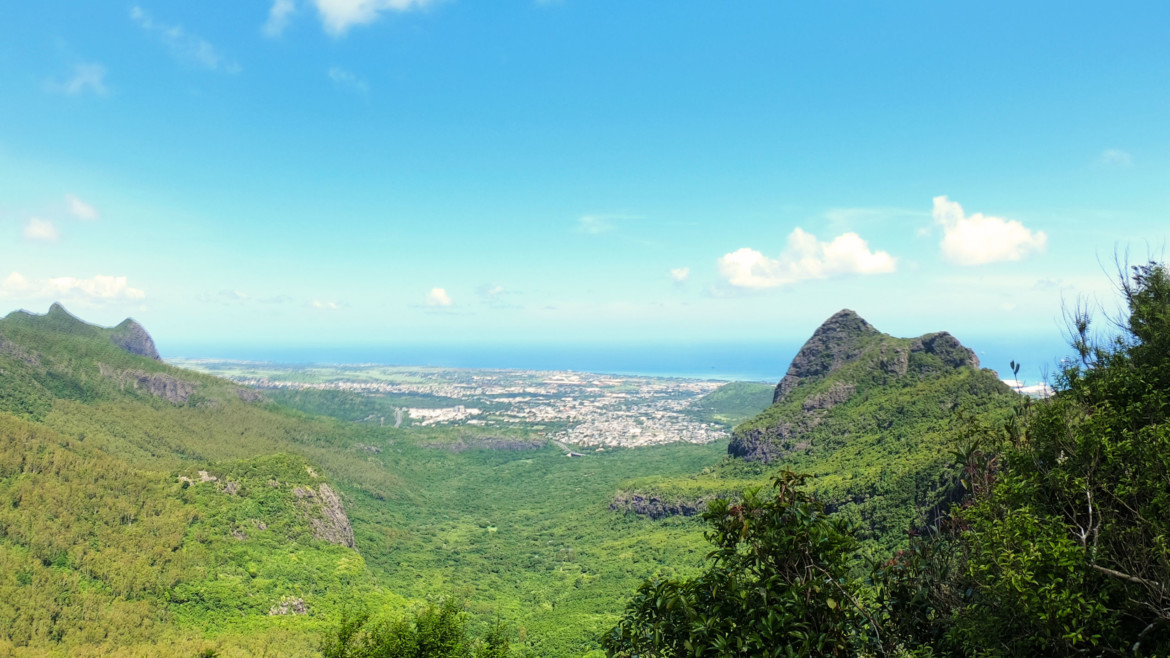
(605, 471), (878, 657)
(0, 305), (731, 656)
(321, 599), (519, 658)
(878, 262), (1170, 655)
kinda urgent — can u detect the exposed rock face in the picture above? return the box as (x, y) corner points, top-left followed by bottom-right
(101, 364), (196, 404)
(236, 387), (265, 403)
(774, 310), (878, 403)
(610, 492), (708, 519)
(0, 337), (40, 366)
(268, 597), (308, 616)
(727, 423), (810, 462)
(111, 318), (161, 360)
(293, 483), (356, 549)
(801, 382), (855, 412)
(911, 332), (980, 370)
(730, 310), (984, 463)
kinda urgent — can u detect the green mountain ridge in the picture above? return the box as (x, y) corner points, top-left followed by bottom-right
(0, 303), (730, 656)
(0, 304), (405, 655)
(613, 309), (1017, 553)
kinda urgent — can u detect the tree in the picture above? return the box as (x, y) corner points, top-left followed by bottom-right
(879, 261), (1170, 655)
(321, 598), (516, 658)
(603, 471), (880, 657)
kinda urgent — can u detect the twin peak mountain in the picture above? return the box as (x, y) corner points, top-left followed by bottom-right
(729, 309), (992, 463)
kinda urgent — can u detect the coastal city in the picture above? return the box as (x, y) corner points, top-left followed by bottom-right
(171, 360), (736, 448)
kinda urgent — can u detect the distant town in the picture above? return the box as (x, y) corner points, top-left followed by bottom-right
(171, 360), (733, 448)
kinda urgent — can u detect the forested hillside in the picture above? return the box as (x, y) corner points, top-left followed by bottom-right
(0, 305), (725, 656)
(7, 263), (1159, 657)
(605, 263), (1170, 656)
(613, 310), (1017, 556)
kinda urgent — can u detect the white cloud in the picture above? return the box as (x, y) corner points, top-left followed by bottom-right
(312, 300), (340, 310)
(23, 218), (59, 241)
(718, 228), (897, 289)
(48, 275), (145, 300)
(670, 267), (690, 283)
(263, 0), (297, 37)
(1099, 148), (1133, 168)
(2, 272), (30, 294)
(328, 66), (369, 93)
(426, 287), (452, 307)
(65, 194), (99, 221)
(933, 196), (1047, 266)
(45, 63), (108, 96)
(313, 0), (436, 36)
(1, 272), (145, 302)
(130, 6), (241, 73)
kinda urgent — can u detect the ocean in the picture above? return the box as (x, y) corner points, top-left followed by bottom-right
(164, 334), (1069, 386)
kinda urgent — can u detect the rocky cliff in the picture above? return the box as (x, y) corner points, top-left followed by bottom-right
(111, 318), (161, 360)
(610, 491), (709, 519)
(730, 309), (987, 463)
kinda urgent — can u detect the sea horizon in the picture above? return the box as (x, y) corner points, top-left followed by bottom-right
(164, 335), (1068, 386)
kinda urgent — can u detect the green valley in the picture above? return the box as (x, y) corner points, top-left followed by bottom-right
(0, 305), (739, 656)
(6, 264), (1168, 656)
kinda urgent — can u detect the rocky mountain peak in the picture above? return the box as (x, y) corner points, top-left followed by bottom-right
(774, 309), (880, 403)
(112, 318), (161, 360)
(45, 302), (89, 329)
(911, 331), (979, 369)
(731, 311), (991, 463)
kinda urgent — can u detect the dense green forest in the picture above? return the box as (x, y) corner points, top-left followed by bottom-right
(604, 262), (1170, 656)
(3, 263), (1167, 656)
(0, 305), (723, 655)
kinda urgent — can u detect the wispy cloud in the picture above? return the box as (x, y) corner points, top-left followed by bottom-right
(475, 283), (523, 310)
(1098, 148), (1133, 168)
(44, 62), (108, 96)
(1, 272), (145, 301)
(426, 287), (452, 307)
(312, 299), (341, 310)
(933, 196), (1047, 266)
(197, 289), (294, 305)
(328, 66), (369, 93)
(65, 194), (99, 221)
(670, 267), (690, 283)
(263, 0), (297, 37)
(23, 218), (59, 242)
(576, 213), (640, 235)
(313, 0), (438, 37)
(823, 206), (927, 232)
(130, 6), (241, 73)
(718, 229), (896, 289)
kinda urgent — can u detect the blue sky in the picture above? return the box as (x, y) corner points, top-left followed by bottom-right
(1, 1), (1167, 371)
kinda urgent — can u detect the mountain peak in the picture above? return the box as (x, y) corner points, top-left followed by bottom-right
(45, 302), (88, 327)
(732, 313), (997, 463)
(774, 309), (880, 402)
(813, 309), (879, 339)
(111, 318), (161, 360)
(3, 303), (161, 360)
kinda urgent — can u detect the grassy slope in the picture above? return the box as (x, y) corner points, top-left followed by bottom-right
(0, 308), (724, 656)
(684, 381), (775, 428)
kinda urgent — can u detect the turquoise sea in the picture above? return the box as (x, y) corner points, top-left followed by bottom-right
(166, 334), (1067, 386)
